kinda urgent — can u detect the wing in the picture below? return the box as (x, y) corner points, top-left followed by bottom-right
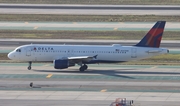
(68, 55), (97, 62)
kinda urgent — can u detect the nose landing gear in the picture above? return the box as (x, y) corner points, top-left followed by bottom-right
(27, 61), (32, 70)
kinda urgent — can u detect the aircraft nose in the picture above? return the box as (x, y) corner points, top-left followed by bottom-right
(8, 52), (13, 59)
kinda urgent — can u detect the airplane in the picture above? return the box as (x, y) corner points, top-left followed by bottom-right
(8, 21), (169, 72)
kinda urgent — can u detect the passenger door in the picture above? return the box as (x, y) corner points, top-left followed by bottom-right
(26, 47), (31, 56)
(131, 48), (137, 58)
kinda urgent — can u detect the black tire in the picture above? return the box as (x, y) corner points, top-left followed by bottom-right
(84, 65), (88, 70)
(30, 82), (33, 87)
(28, 66), (31, 70)
(79, 66), (85, 72)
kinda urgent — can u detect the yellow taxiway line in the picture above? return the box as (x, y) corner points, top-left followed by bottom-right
(46, 74), (53, 78)
(100, 89), (107, 92)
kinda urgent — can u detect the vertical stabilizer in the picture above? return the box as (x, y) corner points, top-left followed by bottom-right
(135, 21), (166, 48)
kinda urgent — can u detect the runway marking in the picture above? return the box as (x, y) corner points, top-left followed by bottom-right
(46, 74), (53, 78)
(25, 22), (28, 24)
(100, 89), (107, 92)
(34, 26), (38, 29)
(151, 66), (158, 69)
(114, 27), (118, 30)
(43, 64), (50, 67)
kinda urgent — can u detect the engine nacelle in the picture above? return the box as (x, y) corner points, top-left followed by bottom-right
(53, 59), (75, 69)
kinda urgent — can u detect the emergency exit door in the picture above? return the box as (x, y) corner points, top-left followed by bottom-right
(67, 49), (74, 56)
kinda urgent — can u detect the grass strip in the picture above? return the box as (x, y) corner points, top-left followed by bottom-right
(0, 14), (180, 22)
(0, 30), (180, 40)
(0, 0), (180, 5)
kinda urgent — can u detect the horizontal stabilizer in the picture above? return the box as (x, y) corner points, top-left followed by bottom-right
(146, 50), (162, 53)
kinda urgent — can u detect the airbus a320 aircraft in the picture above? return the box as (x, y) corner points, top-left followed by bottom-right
(8, 21), (169, 72)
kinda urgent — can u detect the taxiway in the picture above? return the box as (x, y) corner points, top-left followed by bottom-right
(0, 63), (180, 106)
(0, 4), (179, 15)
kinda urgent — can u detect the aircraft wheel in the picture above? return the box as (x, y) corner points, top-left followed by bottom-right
(30, 82), (33, 87)
(84, 65), (88, 70)
(28, 61), (32, 70)
(79, 64), (88, 72)
(28, 66), (31, 70)
(79, 66), (85, 72)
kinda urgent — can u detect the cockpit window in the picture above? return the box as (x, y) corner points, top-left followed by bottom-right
(16, 49), (21, 52)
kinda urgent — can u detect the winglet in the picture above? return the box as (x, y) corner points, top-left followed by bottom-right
(93, 55), (98, 59)
(135, 21), (166, 48)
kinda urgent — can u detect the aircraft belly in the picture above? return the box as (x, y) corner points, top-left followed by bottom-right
(97, 54), (128, 62)
(33, 55), (53, 61)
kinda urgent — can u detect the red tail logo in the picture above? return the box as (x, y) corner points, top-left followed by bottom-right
(136, 21), (166, 48)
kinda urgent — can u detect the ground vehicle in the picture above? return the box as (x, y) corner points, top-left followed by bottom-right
(110, 98), (134, 106)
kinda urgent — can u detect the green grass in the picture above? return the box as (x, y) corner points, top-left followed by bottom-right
(122, 54), (180, 65)
(121, 61), (180, 65)
(148, 54), (180, 61)
(0, 0), (180, 5)
(0, 30), (180, 40)
(0, 53), (8, 60)
(0, 14), (180, 22)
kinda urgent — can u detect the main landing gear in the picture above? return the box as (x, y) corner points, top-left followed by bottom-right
(79, 64), (88, 72)
(28, 61), (32, 70)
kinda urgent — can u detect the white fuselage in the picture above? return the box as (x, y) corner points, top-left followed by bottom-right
(8, 44), (168, 63)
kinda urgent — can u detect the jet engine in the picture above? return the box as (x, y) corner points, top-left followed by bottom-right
(53, 59), (75, 69)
